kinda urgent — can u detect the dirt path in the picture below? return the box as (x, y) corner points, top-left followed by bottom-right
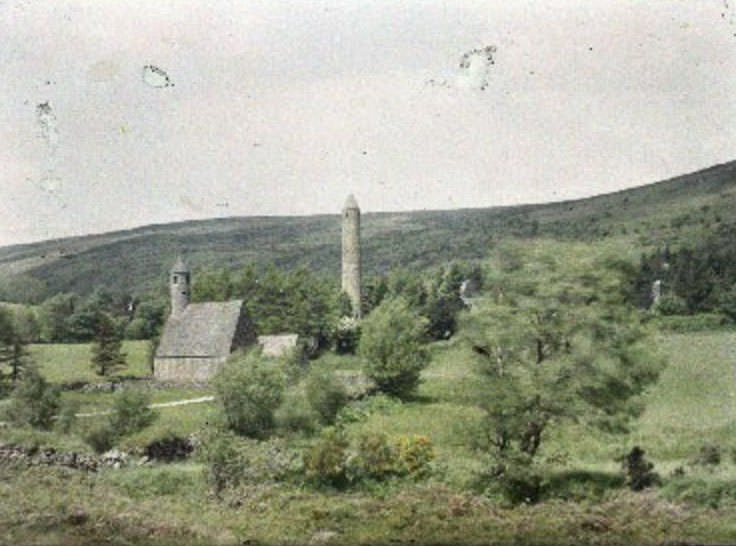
(74, 395), (215, 418)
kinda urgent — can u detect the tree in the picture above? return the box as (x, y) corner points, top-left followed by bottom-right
(7, 366), (60, 429)
(91, 312), (126, 376)
(463, 295), (663, 497)
(0, 307), (33, 390)
(358, 297), (429, 399)
(213, 350), (285, 437)
(39, 293), (78, 342)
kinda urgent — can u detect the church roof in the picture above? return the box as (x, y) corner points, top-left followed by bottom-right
(343, 194), (359, 210)
(156, 300), (246, 358)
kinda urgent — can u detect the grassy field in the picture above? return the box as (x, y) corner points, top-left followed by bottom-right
(31, 341), (152, 384)
(5, 328), (736, 544)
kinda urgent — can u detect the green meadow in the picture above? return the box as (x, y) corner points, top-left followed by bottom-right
(4, 324), (736, 545)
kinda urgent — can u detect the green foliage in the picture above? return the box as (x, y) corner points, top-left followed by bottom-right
(6, 367), (60, 430)
(90, 312), (127, 376)
(194, 263), (342, 353)
(304, 428), (435, 487)
(463, 246), (664, 494)
(652, 312), (732, 333)
(655, 294), (688, 315)
(55, 398), (80, 434)
(395, 435), (435, 477)
(350, 431), (397, 481)
(0, 306), (33, 389)
(110, 389), (156, 437)
(305, 367), (348, 425)
(275, 388), (318, 434)
(304, 427), (351, 487)
(691, 443), (722, 467)
(214, 350), (285, 437)
(196, 428), (245, 495)
(84, 389), (157, 452)
(619, 446), (659, 491)
(358, 298), (429, 399)
(84, 422), (118, 453)
(197, 429), (303, 494)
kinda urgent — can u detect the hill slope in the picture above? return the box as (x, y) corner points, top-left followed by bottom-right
(2, 160), (736, 301)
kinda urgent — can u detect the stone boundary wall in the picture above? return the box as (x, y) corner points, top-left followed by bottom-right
(154, 356), (226, 382)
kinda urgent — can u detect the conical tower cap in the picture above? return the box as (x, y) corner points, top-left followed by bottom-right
(343, 194), (359, 210)
(170, 255), (190, 273)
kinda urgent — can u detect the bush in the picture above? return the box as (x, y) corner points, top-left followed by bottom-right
(349, 431), (397, 481)
(196, 428), (246, 495)
(304, 428), (350, 488)
(144, 431), (193, 462)
(214, 350), (285, 438)
(395, 435), (434, 477)
(655, 294), (688, 316)
(55, 398), (80, 434)
(305, 368), (348, 425)
(620, 446), (659, 491)
(358, 298), (429, 399)
(275, 389), (318, 434)
(110, 389), (156, 437)
(6, 367), (60, 430)
(85, 423), (118, 453)
(691, 443), (721, 467)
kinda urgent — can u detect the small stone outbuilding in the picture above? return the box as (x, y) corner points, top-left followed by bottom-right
(154, 299), (256, 382)
(257, 334), (300, 358)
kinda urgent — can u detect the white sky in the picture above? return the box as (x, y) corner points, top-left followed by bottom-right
(1, 0), (735, 246)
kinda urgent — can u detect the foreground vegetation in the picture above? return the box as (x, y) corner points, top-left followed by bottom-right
(2, 237), (736, 544)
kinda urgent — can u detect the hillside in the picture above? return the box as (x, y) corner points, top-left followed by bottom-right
(1, 160), (736, 301)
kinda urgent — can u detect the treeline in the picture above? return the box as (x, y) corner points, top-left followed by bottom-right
(191, 262), (479, 352)
(4, 291), (167, 344)
(632, 222), (736, 317)
(4, 261), (479, 349)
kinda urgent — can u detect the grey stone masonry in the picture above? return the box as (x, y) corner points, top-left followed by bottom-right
(342, 194), (362, 318)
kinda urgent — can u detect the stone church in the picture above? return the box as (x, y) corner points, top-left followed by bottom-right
(153, 195), (362, 382)
(153, 257), (256, 382)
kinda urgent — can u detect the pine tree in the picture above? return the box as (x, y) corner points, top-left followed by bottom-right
(91, 312), (126, 376)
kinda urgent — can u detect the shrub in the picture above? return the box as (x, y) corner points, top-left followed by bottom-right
(691, 443), (721, 467)
(6, 367), (60, 430)
(214, 350), (286, 438)
(498, 464), (543, 505)
(275, 389), (318, 434)
(144, 431), (193, 462)
(395, 435), (434, 477)
(110, 389), (156, 437)
(655, 294), (688, 316)
(85, 423), (118, 453)
(304, 428), (350, 487)
(620, 446), (659, 491)
(196, 428), (246, 495)
(55, 398), (80, 434)
(349, 431), (397, 481)
(305, 368), (348, 425)
(358, 298), (429, 399)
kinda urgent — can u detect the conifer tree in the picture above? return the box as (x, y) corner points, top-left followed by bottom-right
(91, 312), (126, 376)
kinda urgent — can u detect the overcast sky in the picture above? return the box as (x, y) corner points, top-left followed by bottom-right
(1, 0), (735, 246)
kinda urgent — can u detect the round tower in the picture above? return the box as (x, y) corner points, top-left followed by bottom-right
(170, 256), (190, 316)
(342, 194), (362, 318)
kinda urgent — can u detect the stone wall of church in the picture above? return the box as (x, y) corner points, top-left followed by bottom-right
(153, 356), (227, 383)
